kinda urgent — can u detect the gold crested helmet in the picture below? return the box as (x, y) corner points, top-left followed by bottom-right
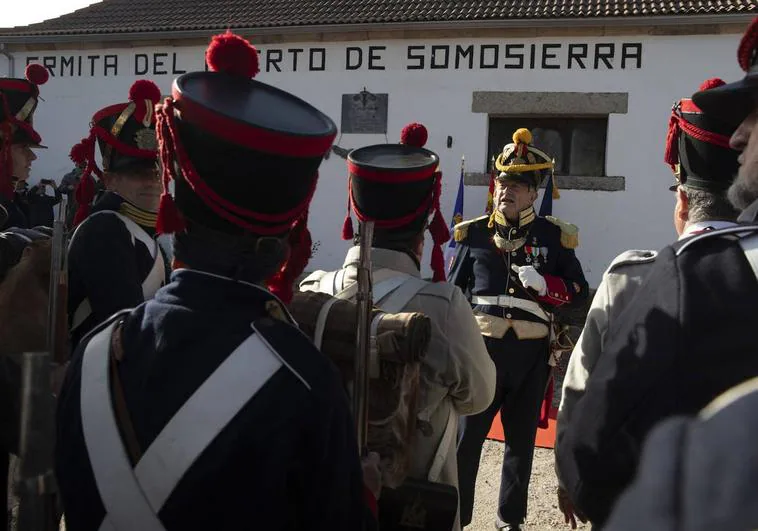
(494, 128), (554, 188)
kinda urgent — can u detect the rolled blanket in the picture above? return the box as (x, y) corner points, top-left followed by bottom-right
(289, 291), (432, 488)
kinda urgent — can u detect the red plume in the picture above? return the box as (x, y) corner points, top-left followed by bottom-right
(400, 123), (428, 148)
(129, 79), (162, 105)
(129, 79), (162, 125)
(206, 31), (260, 79)
(24, 63), (49, 86)
(738, 17), (758, 72)
(69, 138), (90, 166)
(699, 78), (726, 91)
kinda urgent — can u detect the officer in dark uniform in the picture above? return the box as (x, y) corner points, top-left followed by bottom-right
(55, 31), (379, 530)
(451, 128), (588, 530)
(556, 17), (758, 528)
(0, 64), (49, 230)
(66, 79), (169, 349)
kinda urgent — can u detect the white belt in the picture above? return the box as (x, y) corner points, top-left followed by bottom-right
(471, 295), (549, 321)
(81, 321), (286, 530)
(70, 211), (165, 332)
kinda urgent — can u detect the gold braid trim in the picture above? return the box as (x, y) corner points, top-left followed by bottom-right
(119, 201), (157, 228)
(103, 102), (136, 171)
(496, 161), (554, 174)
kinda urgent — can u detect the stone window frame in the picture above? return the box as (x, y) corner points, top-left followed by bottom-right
(466, 91), (628, 191)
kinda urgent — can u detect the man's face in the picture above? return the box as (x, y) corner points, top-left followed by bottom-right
(494, 177), (538, 221)
(104, 165), (161, 212)
(10, 143), (37, 182)
(728, 106), (758, 209)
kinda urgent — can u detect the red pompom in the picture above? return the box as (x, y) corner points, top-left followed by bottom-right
(24, 63), (49, 86)
(699, 78), (726, 91)
(206, 31), (260, 79)
(69, 138), (90, 166)
(400, 123), (428, 148)
(738, 17), (758, 72)
(129, 79), (162, 105)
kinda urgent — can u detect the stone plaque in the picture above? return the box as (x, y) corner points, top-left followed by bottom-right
(341, 92), (389, 134)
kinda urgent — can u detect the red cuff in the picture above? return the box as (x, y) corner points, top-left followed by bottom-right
(363, 485), (378, 519)
(537, 274), (573, 307)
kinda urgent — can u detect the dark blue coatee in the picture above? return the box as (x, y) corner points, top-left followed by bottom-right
(56, 30), (377, 531)
(452, 127), (587, 528)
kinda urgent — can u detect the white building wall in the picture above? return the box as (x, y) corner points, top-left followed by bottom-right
(10, 33), (743, 285)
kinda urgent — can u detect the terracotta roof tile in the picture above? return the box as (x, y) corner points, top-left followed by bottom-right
(0, 0), (755, 37)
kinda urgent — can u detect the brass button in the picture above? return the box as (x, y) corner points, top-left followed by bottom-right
(506, 313), (512, 319)
(508, 288), (515, 294)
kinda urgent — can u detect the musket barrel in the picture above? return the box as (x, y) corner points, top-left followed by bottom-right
(46, 198), (67, 357)
(353, 221), (374, 450)
(16, 351), (58, 531)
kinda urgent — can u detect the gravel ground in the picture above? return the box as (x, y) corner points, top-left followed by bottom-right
(468, 442), (589, 531)
(10, 445), (584, 531)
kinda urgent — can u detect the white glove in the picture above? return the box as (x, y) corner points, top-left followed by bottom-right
(511, 264), (547, 296)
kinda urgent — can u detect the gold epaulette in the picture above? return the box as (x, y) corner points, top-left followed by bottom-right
(546, 215), (579, 249)
(453, 215), (489, 242)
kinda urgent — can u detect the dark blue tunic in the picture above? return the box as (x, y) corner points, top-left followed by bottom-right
(556, 221), (758, 526)
(605, 379), (758, 531)
(449, 215), (588, 320)
(56, 269), (372, 530)
(67, 192), (169, 349)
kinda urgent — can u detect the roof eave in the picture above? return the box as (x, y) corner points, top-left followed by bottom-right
(0, 13), (754, 44)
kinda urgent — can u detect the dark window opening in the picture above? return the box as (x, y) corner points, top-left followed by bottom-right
(487, 117), (608, 177)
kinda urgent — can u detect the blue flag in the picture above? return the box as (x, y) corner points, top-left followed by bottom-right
(539, 173), (557, 217)
(445, 158), (465, 274)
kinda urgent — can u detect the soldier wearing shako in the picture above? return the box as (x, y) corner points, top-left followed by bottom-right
(301, 122), (495, 531)
(451, 128), (588, 530)
(0, 64), (49, 230)
(555, 77), (741, 527)
(556, 18), (758, 528)
(66, 80), (169, 349)
(56, 32), (380, 530)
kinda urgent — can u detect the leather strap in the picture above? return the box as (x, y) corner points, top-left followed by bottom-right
(108, 322), (142, 464)
(427, 405), (456, 483)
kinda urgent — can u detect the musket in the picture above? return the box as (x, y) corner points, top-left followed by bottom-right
(353, 220), (374, 450)
(16, 197), (68, 531)
(47, 195), (69, 364)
